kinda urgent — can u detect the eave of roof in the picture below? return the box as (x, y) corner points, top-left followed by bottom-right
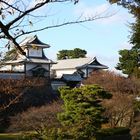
(78, 65), (108, 69)
(4, 58), (56, 64)
(25, 58), (55, 64)
(62, 74), (82, 81)
(4, 59), (25, 64)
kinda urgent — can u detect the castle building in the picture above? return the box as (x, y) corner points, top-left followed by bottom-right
(0, 35), (55, 78)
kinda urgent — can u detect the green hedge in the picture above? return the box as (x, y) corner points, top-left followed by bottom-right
(96, 127), (131, 140)
(96, 127), (130, 136)
(0, 134), (30, 140)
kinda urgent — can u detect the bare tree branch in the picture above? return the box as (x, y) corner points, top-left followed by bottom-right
(15, 14), (113, 39)
(6, 0), (51, 28)
(1, 0), (24, 14)
(0, 0), (79, 54)
(0, 21), (26, 55)
(0, 0), (112, 55)
(0, 77), (46, 112)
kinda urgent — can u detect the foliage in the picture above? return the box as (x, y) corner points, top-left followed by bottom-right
(111, 7), (140, 135)
(96, 127), (130, 136)
(1, 48), (17, 62)
(58, 85), (112, 139)
(84, 70), (140, 128)
(57, 48), (87, 60)
(84, 70), (140, 139)
(0, 133), (29, 140)
(96, 127), (131, 140)
(108, 0), (140, 14)
(116, 16), (140, 77)
(130, 18), (140, 49)
(130, 100), (140, 140)
(116, 49), (140, 77)
(108, 0), (140, 77)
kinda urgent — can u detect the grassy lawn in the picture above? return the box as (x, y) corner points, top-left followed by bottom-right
(0, 133), (30, 140)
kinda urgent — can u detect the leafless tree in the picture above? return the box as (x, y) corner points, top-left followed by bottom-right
(7, 101), (62, 139)
(103, 94), (134, 128)
(0, 1), (115, 111)
(0, 0), (113, 55)
(84, 70), (140, 129)
(84, 70), (140, 95)
(0, 77), (52, 111)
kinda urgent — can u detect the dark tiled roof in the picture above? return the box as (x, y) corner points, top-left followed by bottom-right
(20, 35), (50, 48)
(62, 74), (82, 81)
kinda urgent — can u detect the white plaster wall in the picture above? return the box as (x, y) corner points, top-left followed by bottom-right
(80, 68), (94, 78)
(26, 63), (50, 71)
(28, 48), (42, 57)
(26, 63), (36, 71)
(88, 68), (94, 76)
(55, 69), (76, 77)
(0, 65), (12, 71)
(26, 63), (50, 77)
(42, 64), (49, 71)
(80, 68), (87, 78)
(53, 68), (92, 78)
(12, 64), (24, 72)
(24, 48), (28, 56)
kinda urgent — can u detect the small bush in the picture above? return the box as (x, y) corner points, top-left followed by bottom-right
(7, 101), (62, 133)
(95, 127), (131, 140)
(96, 127), (130, 137)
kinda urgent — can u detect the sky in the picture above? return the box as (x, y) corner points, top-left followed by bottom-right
(1, 0), (135, 75)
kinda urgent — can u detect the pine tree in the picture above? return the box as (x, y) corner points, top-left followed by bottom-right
(58, 85), (112, 139)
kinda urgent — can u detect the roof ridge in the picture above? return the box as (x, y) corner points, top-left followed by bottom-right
(57, 57), (92, 61)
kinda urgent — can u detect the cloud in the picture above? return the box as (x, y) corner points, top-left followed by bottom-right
(75, 3), (110, 17)
(74, 2), (133, 25)
(118, 42), (132, 50)
(98, 10), (133, 25)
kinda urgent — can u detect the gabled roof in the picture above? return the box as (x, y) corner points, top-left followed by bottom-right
(62, 74), (82, 81)
(51, 57), (108, 70)
(20, 35), (50, 48)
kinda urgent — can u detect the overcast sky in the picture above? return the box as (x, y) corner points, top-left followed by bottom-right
(0, 0), (135, 74)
